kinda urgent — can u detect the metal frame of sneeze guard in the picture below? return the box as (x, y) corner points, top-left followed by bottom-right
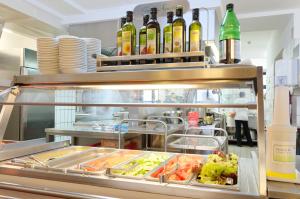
(1, 66), (265, 196)
(0, 86), (19, 141)
(165, 127), (229, 153)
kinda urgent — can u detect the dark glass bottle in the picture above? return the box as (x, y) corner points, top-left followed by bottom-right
(139, 14), (149, 55)
(147, 8), (160, 54)
(173, 5), (186, 62)
(117, 17), (126, 56)
(146, 7), (161, 63)
(219, 3), (241, 64)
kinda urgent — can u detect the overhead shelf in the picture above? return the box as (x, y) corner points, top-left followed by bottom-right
(13, 65), (260, 86)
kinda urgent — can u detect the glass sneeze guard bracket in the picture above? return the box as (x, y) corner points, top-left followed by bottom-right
(0, 86), (19, 141)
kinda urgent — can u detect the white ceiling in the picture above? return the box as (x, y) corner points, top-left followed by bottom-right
(0, 0), (221, 26)
(0, 3), (65, 37)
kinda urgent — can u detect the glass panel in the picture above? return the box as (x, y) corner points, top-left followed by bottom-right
(0, 85), (256, 107)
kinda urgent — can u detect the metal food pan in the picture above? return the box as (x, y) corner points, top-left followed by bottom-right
(109, 152), (174, 180)
(10, 146), (93, 167)
(190, 160), (240, 191)
(145, 154), (204, 185)
(47, 147), (116, 168)
(68, 149), (144, 176)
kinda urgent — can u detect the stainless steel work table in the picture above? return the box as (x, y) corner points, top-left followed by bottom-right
(0, 157), (260, 199)
(267, 155), (300, 199)
(45, 124), (184, 146)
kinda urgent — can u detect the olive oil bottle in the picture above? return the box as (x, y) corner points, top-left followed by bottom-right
(189, 8), (202, 62)
(189, 8), (202, 52)
(122, 11), (136, 64)
(139, 14), (149, 55)
(163, 11), (173, 63)
(163, 11), (173, 53)
(146, 7), (160, 63)
(117, 17), (126, 56)
(173, 5), (186, 62)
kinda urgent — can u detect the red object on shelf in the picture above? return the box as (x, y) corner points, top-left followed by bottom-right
(188, 111), (199, 127)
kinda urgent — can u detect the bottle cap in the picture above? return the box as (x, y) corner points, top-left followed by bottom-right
(126, 11), (133, 22)
(143, 14), (149, 25)
(167, 11), (174, 22)
(167, 11), (174, 18)
(192, 8), (199, 20)
(176, 5), (183, 16)
(127, 11), (133, 16)
(121, 17), (126, 27)
(192, 8), (199, 15)
(226, 3), (234, 10)
(150, 7), (157, 13)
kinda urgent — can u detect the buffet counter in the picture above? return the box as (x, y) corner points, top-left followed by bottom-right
(0, 158), (258, 199)
(0, 67), (266, 198)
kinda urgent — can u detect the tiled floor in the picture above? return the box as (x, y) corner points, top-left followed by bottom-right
(228, 144), (258, 158)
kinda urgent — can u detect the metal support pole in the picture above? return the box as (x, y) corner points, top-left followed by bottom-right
(256, 67), (266, 196)
(0, 87), (19, 141)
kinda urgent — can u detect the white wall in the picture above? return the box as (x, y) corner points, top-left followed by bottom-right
(0, 28), (36, 50)
(265, 15), (296, 125)
(68, 20), (118, 48)
(68, 9), (216, 49)
(0, 28), (37, 86)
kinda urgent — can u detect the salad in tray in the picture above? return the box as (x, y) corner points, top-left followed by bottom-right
(196, 151), (239, 185)
(112, 153), (170, 177)
(150, 154), (204, 182)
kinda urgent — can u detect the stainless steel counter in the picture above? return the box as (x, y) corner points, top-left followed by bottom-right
(267, 156), (300, 199)
(0, 157), (260, 199)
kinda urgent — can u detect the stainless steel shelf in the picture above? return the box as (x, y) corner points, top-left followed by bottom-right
(13, 66), (259, 86)
(0, 102), (258, 109)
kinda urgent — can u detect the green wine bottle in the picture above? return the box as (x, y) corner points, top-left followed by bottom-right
(173, 5), (186, 62)
(122, 11), (136, 57)
(139, 14), (149, 55)
(189, 8), (202, 52)
(219, 3), (241, 64)
(117, 17), (126, 56)
(147, 7), (160, 55)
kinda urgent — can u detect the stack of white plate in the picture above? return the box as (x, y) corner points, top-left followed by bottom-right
(83, 38), (101, 72)
(37, 37), (59, 74)
(59, 38), (87, 74)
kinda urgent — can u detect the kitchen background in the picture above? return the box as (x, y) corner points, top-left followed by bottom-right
(0, 0), (299, 150)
